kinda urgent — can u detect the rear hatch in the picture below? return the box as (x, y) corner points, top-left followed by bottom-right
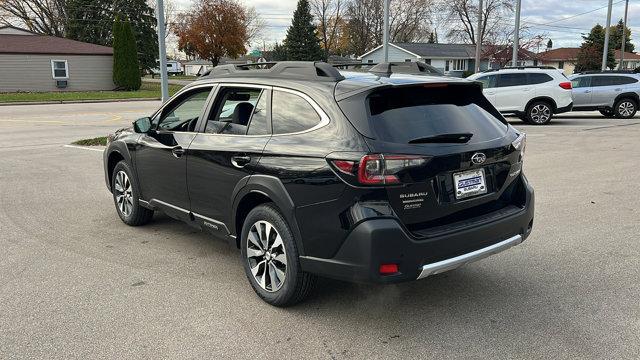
(337, 83), (526, 237)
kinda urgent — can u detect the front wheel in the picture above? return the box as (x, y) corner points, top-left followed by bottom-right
(111, 161), (154, 226)
(614, 98), (637, 119)
(240, 203), (316, 307)
(525, 101), (553, 125)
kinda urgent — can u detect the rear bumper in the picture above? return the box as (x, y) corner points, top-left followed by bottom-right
(299, 176), (534, 283)
(555, 101), (573, 114)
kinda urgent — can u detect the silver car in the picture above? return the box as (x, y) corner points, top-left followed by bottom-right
(570, 72), (640, 118)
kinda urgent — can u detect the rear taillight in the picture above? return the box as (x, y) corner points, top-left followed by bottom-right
(512, 133), (526, 161)
(559, 82), (572, 90)
(331, 154), (427, 186)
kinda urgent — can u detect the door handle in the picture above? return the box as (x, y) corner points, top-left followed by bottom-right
(614, 88), (622, 91)
(584, 90), (591, 93)
(231, 156), (251, 168)
(171, 146), (185, 158)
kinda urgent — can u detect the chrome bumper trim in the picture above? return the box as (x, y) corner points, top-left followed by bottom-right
(417, 234), (523, 279)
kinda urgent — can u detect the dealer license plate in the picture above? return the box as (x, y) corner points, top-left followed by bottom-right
(453, 168), (487, 199)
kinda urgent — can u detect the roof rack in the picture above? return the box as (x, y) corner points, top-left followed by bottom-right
(203, 61), (345, 81)
(482, 65), (558, 73)
(332, 62), (377, 70)
(367, 61), (444, 77)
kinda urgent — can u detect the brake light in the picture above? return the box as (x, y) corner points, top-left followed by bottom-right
(559, 81), (572, 90)
(379, 263), (399, 275)
(331, 154), (427, 186)
(512, 133), (526, 160)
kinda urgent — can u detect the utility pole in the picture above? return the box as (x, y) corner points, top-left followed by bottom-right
(512, 0), (522, 67)
(156, 0), (169, 102)
(383, 0), (389, 62)
(620, 0), (629, 69)
(601, 0), (613, 71)
(475, 0), (483, 72)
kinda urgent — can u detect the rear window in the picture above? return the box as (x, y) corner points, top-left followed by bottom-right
(528, 73), (553, 84)
(343, 85), (507, 144)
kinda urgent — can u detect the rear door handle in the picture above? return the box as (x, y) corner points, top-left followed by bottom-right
(614, 88), (622, 91)
(584, 90), (592, 93)
(231, 155), (251, 168)
(171, 146), (185, 158)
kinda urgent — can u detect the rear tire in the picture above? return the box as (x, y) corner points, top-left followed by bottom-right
(240, 203), (316, 307)
(111, 161), (154, 226)
(525, 101), (553, 125)
(613, 98), (637, 119)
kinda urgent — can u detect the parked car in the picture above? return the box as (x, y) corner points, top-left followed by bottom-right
(569, 72), (640, 118)
(467, 67), (574, 125)
(103, 62), (534, 306)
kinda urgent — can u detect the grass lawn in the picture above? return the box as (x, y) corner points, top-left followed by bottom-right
(72, 136), (108, 146)
(0, 82), (184, 103)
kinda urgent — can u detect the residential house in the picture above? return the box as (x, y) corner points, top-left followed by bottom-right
(614, 50), (640, 70)
(0, 25), (114, 92)
(358, 43), (537, 77)
(538, 48), (579, 74)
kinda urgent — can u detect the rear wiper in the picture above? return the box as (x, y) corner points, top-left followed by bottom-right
(408, 133), (474, 144)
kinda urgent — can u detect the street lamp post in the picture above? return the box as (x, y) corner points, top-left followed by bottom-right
(601, 0), (613, 71)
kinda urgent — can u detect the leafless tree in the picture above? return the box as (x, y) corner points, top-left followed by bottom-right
(244, 6), (266, 46)
(344, 0), (433, 55)
(311, 0), (344, 60)
(442, 0), (514, 45)
(0, 0), (67, 36)
(147, 0), (176, 39)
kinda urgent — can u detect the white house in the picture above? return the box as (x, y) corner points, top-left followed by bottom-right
(359, 43), (538, 77)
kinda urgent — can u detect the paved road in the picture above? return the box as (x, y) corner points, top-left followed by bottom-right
(0, 102), (638, 359)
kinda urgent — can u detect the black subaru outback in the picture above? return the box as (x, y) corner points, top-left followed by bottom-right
(103, 62), (534, 306)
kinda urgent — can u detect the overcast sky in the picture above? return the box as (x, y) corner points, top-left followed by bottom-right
(173, 0), (640, 53)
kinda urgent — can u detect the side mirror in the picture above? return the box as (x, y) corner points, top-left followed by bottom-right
(133, 117), (151, 133)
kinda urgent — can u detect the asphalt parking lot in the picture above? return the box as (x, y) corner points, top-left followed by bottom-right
(0, 101), (638, 359)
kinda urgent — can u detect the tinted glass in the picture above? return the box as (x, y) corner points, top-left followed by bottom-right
(571, 76), (591, 88)
(497, 73), (528, 87)
(157, 88), (210, 131)
(272, 90), (321, 134)
(206, 88), (262, 135)
(247, 91), (269, 135)
(591, 76), (637, 87)
(528, 73), (553, 85)
(475, 75), (496, 88)
(365, 86), (507, 144)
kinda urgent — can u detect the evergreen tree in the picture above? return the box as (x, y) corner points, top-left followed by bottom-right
(271, 42), (288, 61)
(575, 24), (616, 72)
(113, 17), (141, 91)
(283, 0), (323, 61)
(609, 19), (634, 53)
(546, 39), (553, 49)
(66, 0), (157, 71)
(428, 32), (436, 44)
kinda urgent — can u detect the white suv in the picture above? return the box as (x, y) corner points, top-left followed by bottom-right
(467, 67), (574, 125)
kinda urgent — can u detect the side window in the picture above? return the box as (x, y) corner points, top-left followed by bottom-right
(156, 88), (211, 132)
(206, 87), (263, 135)
(610, 76), (638, 85)
(272, 90), (321, 134)
(476, 75), (496, 89)
(571, 76), (591, 88)
(528, 73), (553, 85)
(51, 60), (68, 79)
(247, 91), (269, 135)
(497, 73), (528, 87)
(592, 76), (615, 87)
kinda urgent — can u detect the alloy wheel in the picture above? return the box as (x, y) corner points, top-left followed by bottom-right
(530, 104), (551, 124)
(246, 220), (287, 292)
(114, 171), (133, 217)
(618, 101), (635, 117)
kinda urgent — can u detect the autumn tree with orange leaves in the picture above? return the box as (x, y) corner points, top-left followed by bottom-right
(176, 0), (258, 66)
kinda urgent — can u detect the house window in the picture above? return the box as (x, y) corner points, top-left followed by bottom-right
(367, 59), (374, 64)
(558, 61), (565, 69)
(451, 59), (466, 71)
(405, 59), (412, 62)
(51, 60), (69, 79)
(445, 60), (450, 72)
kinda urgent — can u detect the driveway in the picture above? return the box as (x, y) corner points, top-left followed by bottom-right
(0, 103), (638, 359)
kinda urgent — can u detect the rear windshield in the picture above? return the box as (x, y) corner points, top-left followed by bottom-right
(340, 85), (507, 144)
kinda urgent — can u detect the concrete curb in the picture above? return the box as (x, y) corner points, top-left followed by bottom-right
(0, 98), (161, 106)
